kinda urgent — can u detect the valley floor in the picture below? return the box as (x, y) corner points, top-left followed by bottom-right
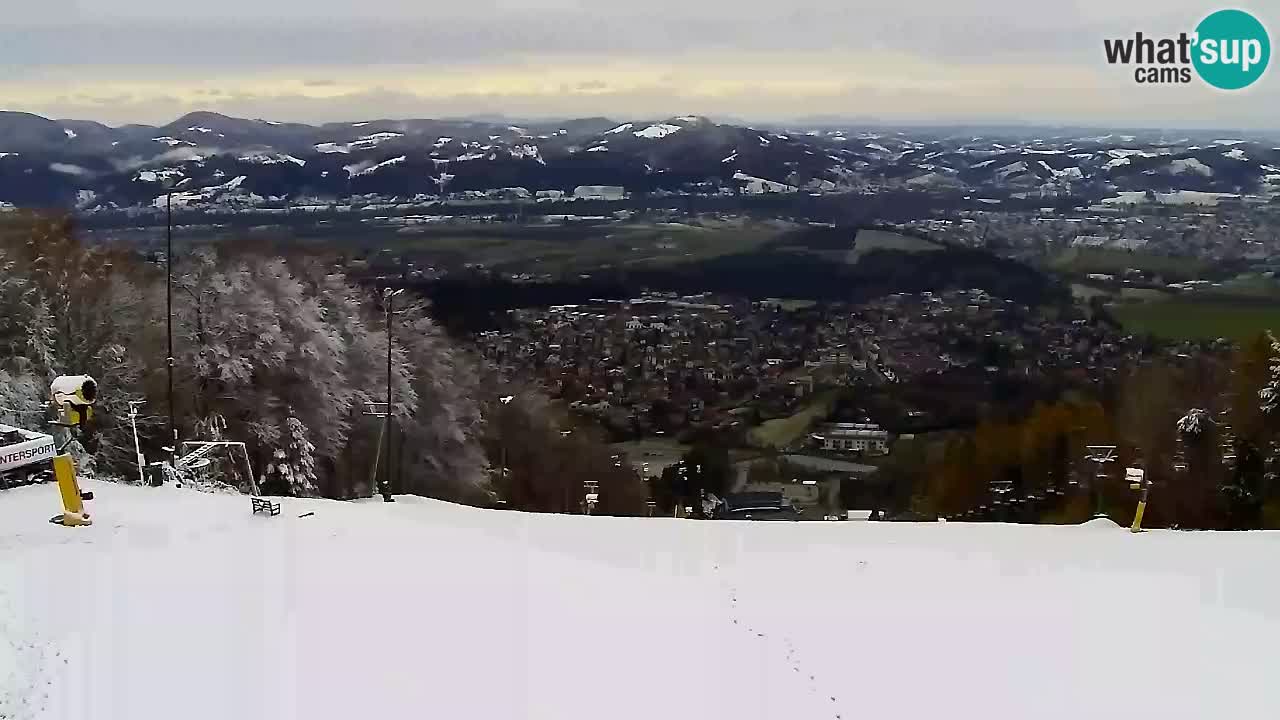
(2, 481), (1279, 719)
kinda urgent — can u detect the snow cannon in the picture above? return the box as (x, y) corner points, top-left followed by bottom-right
(51, 375), (96, 428)
(48, 374), (98, 527)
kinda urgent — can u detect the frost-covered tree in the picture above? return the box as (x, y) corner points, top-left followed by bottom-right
(1258, 331), (1280, 416)
(23, 300), (58, 380)
(0, 369), (44, 426)
(0, 216), (159, 476)
(1176, 408), (1212, 437)
(2, 214), (491, 501)
(1173, 405), (1225, 528)
(261, 412), (318, 496)
(173, 253), (349, 493)
(393, 305), (487, 502)
(166, 252), (490, 500)
(0, 247), (49, 426)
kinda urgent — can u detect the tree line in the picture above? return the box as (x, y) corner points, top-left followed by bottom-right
(900, 334), (1280, 529)
(0, 213), (649, 512)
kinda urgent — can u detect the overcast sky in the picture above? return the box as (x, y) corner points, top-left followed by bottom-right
(2, 0), (1276, 128)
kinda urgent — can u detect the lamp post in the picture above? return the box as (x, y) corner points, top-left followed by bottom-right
(498, 395), (514, 487)
(128, 400), (146, 486)
(382, 287), (404, 502)
(165, 191), (176, 466)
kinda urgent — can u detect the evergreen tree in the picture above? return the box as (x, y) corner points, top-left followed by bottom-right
(1222, 438), (1264, 529)
(1259, 331), (1280, 417)
(262, 412), (318, 496)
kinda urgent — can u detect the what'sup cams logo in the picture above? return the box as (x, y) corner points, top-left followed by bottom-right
(1104, 9), (1270, 89)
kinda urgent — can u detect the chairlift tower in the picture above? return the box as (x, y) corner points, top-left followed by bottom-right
(1085, 445), (1117, 518)
(363, 401), (393, 501)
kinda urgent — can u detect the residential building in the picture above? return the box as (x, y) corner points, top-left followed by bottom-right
(573, 185), (626, 201)
(812, 422), (890, 454)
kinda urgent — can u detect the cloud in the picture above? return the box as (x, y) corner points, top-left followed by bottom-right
(50, 163), (90, 176)
(83, 93), (137, 106)
(7, 0), (84, 23)
(0, 1), (1219, 68)
(16, 59), (1280, 133)
(1, 1), (1275, 128)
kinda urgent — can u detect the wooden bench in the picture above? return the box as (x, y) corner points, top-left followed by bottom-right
(250, 497), (281, 516)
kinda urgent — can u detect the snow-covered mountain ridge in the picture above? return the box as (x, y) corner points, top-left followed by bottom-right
(1, 111), (1278, 208)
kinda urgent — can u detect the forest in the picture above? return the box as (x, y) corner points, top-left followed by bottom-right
(0, 213), (648, 513)
(886, 335), (1280, 529)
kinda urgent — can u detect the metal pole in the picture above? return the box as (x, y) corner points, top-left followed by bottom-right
(368, 419), (384, 496)
(383, 288), (394, 502)
(165, 191), (176, 466)
(496, 395), (511, 493)
(129, 402), (145, 486)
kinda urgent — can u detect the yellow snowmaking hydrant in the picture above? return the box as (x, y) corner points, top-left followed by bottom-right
(52, 453), (91, 526)
(1127, 467), (1148, 534)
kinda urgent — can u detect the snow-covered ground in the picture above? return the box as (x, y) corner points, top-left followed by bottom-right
(3, 481), (1279, 720)
(634, 123), (682, 139)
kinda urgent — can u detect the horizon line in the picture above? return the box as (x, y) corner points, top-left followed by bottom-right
(5, 107), (1279, 137)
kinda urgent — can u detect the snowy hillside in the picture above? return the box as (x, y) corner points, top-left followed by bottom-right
(3, 481), (1280, 719)
(4, 110), (1280, 207)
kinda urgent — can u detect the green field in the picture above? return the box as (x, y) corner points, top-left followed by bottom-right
(1072, 283), (1174, 303)
(103, 217), (795, 276)
(1112, 299), (1280, 341)
(762, 298), (818, 311)
(847, 229), (944, 264)
(1213, 274), (1280, 300)
(1119, 287), (1173, 302)
(748, 390), (837, 449)
(1069, 283), (1111, 300)
(348, 219), (791, 273)
(1049, 247), (1210, 282)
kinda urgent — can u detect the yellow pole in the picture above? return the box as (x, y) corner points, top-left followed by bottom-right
(52, 454), (92, 526)
(1130, 499), (1147, 533)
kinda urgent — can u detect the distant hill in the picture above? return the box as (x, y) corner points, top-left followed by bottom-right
(1, 110), (1279, 208)
(620, 244), (1063, 307)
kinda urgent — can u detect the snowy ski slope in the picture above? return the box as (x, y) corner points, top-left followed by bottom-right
(3, 480), (1279, 719)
